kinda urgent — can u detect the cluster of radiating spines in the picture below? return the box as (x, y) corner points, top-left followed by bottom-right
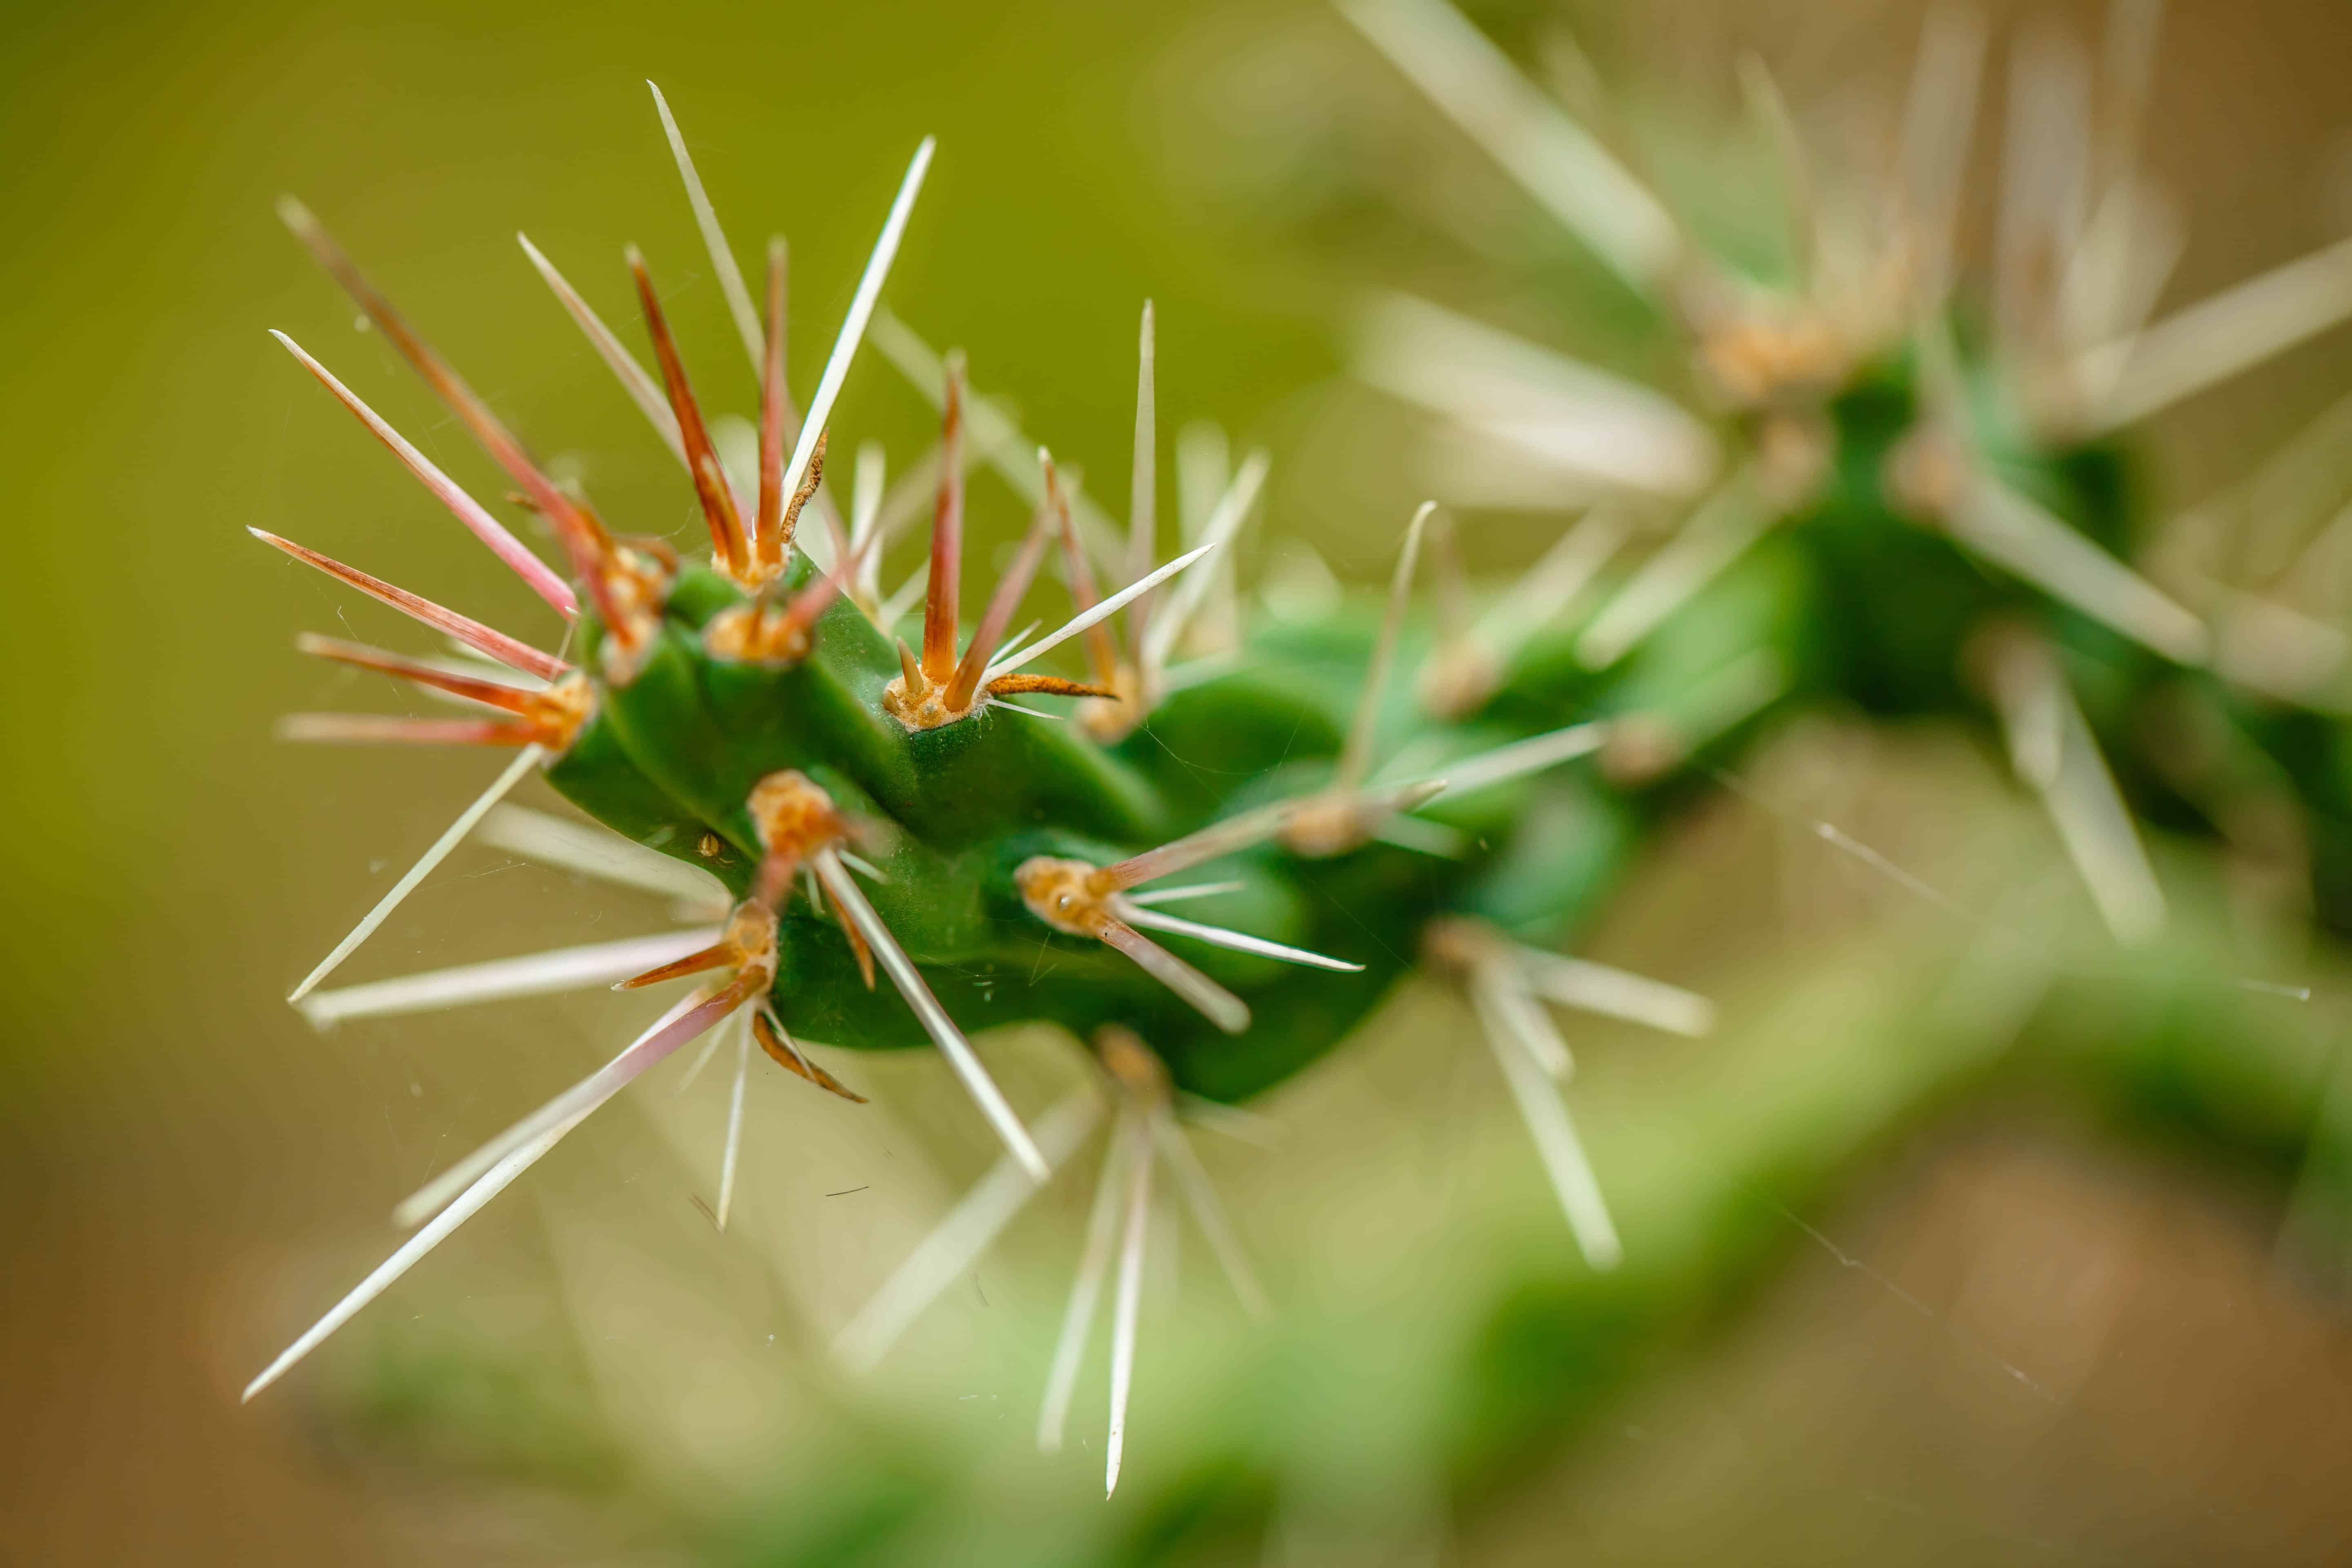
(878, 381), (1114, 728)
(874, 307), (1266, 735)
(245, 88), (1065, 1399)
(254, 84), (940, 1015)
(247, 72), (1415, 1414)
(829, 1025), (1271, 1499)
(1336, 0), (2352, 944)
(831, 915), (1718, 1501)
(1421, 917), (1714, 1270)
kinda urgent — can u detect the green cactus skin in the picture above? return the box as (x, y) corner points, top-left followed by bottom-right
(532, 499), (1809, 1107)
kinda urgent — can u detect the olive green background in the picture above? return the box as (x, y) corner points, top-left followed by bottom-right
(7, 0), (2352, 1561)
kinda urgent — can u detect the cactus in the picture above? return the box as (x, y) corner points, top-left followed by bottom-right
(245, 3), (2352, 1543)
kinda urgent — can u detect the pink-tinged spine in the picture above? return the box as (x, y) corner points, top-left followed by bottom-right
(267, 331), (577, 617)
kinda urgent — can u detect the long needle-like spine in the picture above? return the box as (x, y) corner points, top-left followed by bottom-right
(1125, 300), (1159, 658)
(756, 238), (791, 570)
(267, 331), (577, 618)
(1103, 1101), (1155, 1498)
(922, 358), (966, 683)
(285, 746), (546, 1004)
(629, 247), (751, 577)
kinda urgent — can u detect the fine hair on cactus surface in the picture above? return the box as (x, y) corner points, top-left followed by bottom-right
(214, 4), (2352, 1558)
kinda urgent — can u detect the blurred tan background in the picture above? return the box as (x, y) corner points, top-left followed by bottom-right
(5, 0), (2352, 1562)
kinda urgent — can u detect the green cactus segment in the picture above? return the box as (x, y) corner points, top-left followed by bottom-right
(531, 520), (1808, 1104)
(539, 713), (741, 884)
(1784, 356), (2352, 936)
(528, 314), (2314, 1113)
